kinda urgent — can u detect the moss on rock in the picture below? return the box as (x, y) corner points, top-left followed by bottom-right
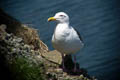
(9, 57), (45, 80)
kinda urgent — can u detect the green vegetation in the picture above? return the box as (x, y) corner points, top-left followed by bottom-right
(9, 57), (45, 80)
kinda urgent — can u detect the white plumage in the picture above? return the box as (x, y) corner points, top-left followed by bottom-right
(52, 23), (83, 54)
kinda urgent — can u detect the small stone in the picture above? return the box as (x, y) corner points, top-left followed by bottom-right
(24, 44), (31, 52)
(8, 37), (13, 42)
(12, 39), (16, 42)
(15, 43), (20, 47)
(55, 68), (63, 74)
(16, 38), (23, 43)
(6, 34), (12, 37)
(24, 44), (30, 48)
(31, 50), (34, 53)
(63, 72), (67, 77)
(21, 42), (24, 45)
(34, 51), (40, 55)
(11, 48), (17, 52)
(30, 45), (34, 49)
(36, 55), (42, 59)
(79, 75), (84, 79)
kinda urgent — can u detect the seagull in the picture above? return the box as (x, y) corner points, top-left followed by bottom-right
(48, 12), (84, 72)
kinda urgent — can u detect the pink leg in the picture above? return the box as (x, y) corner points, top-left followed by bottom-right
(73, 55), (77, 72)
(61, 54), (66, 71)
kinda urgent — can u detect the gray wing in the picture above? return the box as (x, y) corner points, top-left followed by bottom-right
(73, 28), (83, 41)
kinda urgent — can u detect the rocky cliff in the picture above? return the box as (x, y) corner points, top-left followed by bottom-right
(0, 9), (97, 80)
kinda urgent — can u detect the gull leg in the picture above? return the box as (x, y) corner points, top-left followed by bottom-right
(61, 54), (66, 71)
(73, 55), (77, 72)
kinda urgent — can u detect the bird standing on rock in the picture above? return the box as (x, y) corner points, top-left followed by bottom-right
(48, 12), (84, 72)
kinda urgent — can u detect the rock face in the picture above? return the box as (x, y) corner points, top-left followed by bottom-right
(0, 24), (47, 80)
(0, 24), (97, 80)
(13, 24), (48, 52)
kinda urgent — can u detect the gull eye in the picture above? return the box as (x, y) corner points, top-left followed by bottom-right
(60, 15), (65, 17)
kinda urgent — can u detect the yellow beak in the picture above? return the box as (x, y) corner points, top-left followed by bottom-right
(48, 17), (56, 22)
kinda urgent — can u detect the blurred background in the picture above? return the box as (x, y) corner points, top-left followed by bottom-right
(0, 0), (120, 80)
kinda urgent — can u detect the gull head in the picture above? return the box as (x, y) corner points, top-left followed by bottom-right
(48, 12), (69, 23)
